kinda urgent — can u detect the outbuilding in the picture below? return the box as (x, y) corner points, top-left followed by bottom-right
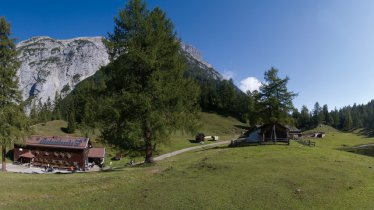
(235, 123), (295, 144)
(88, 148), (106, 167)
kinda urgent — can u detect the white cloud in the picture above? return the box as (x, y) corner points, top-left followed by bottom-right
(239, 77), (262, 93)
(222, 70), (235, 80)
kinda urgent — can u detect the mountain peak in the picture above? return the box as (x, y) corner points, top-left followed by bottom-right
(180, 43), (213, 69)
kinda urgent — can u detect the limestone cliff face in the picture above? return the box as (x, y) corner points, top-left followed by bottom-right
(16, 37), (222, 106)
(16, 36), (109, 104)
(180, 42), (222, 81)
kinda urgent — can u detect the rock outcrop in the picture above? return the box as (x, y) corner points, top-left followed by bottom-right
(16, 36), (222, 106)
(16, 36), (110, 104)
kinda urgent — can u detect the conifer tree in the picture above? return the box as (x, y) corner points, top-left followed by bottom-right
(344, 109), (353, 130)
(299, 105), (311, 130)
(256, 67), (297, 125)
(312, 102), (323, 127)
(0, 17), (29, 172)
(322, 104), (331, 125)
(103, 0), (200, 163)
(332, 108), (340, 128)
(247, 90), (260, 127)
(67, 112), (76, 134)
(52, 92), (62, 120)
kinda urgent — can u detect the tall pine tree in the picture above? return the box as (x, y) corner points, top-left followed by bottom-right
(103, 0), (200, 163)
(256, 67), (297, 125)
(0, 17), (29, 172)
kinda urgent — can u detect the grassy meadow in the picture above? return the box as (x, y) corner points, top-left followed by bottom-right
(1, 118), (373, 209)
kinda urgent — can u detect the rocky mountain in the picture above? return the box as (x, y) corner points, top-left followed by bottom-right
(16, 36), (223, 107)
(16, 36), (110, 105)
(180, 43), (222, 81)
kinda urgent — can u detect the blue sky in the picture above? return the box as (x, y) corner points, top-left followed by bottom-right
(2, 0), (374, 111)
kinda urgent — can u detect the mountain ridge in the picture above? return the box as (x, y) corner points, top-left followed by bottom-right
(16, 36), (225, 107)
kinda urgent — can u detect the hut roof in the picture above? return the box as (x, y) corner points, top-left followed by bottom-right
(19, 151), (35, 158)
(88, 148), (105, 158)
(25, 136), (90, 149)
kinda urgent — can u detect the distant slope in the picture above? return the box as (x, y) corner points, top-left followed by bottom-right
(303, 124), (339, 134)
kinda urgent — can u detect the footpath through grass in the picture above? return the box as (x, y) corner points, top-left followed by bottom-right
(1, 128), (373, 209)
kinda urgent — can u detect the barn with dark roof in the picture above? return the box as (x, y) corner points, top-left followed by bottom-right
(14, 136), (105, 170)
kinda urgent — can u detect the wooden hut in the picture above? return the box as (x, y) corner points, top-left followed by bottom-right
(236, 123), (293, 145)
(13, 136), (105, 170)
(258, 124), (290, 143)
(88, 148), (106, 166)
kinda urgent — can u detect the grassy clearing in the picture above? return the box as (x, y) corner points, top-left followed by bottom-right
(32, 120), (71, 137)
(157, 112), (248, 154)
(1, 126), (374, 209)
(303, 124), (339, 135)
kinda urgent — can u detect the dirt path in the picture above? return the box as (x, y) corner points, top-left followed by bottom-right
(153, 140), (230, 161)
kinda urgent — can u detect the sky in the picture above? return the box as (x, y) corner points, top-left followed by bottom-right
(2, 0), (374, 111)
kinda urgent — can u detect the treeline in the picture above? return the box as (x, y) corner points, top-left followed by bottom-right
(196, 78), (249, 122)
(28, 92), (63, 124)
(292, 100), (374, 132)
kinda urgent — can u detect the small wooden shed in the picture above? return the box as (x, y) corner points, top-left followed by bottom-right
(239, 123), (294, 144)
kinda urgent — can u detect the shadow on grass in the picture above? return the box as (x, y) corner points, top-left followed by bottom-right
(339, 144), (374, 158)
(188, 139), (199, 144)
(60, 127), (70, 134)
(196, 146), (230, 152)
(234, 125), (250, 130)
(356, 129), (374, 138)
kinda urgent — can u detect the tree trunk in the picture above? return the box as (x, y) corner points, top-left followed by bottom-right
(144, 123), (153, 163)
(2, 145), (6, 172)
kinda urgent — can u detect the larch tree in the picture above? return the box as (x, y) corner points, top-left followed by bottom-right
(256, 67), (297, 126)
(103, 0), (200, 163)
(0, 17), (29, 172)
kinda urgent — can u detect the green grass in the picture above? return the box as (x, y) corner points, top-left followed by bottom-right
(2, 121), (374, 209)
(32, 120), (71, 136)
(156, 112), (248, 154)
(303, 124), (339, 135)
